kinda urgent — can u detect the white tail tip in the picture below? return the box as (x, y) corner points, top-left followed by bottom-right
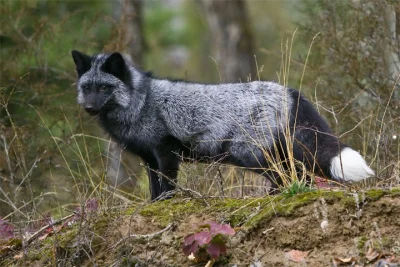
(330, 147), (375, 182)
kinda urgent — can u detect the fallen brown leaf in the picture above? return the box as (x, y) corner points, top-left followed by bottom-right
(0, 245), (12, 251)
(314, 177), (331, 188)
(286, 250), (310, 262)
(13, 252), (23, 259)
(38, 232), (50, 241)
(366, 247), (380, 262)
(333, 257), (357, 266)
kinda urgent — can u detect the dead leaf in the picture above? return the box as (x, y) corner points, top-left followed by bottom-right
(262, 227), (274, 234)
(234, 227), (241, 232)
(285, 250), (310, 262)
(337, 257), (356, 263)
(38, 232), (50, 241)
(314, 177), (331, 188)
(366, 247), (380, 262)
(333, 257), (357, 266)
(13, 252), (23, 259)
(0, 245), (12, 252)
(387, 255), (399, 263)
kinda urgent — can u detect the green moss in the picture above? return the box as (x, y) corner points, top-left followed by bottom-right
(120, 256), (143, 266)
(381, 236), (393, 248)
(58, 227), (79, 248)
(12, 235), (57, 266)
(241, 189), (395, 229)
(365, 189), (386, 201)
(209, 197), (262, 226)
(5, 238), (22, 248)
(92, 214), (111, 235)
(137, 189), (397, 231)
(139, 198), (255, 226)
(26, 249), (46, 262)
(138, 198), (262, 227)
(390, 187), (400, 196)
(243, 191), (327, 229)
(324, 191), (346, 204)
(139, 198), (208, 226)
(0, 259), (13, 266)
(341, 195), (358, 209)
(12, 214), (122, 265)
(357, 236), (368, 250)
(212, 198), (258, 210)
(216, 254), (231, 265)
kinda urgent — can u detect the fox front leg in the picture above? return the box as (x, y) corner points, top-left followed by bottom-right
(145, 158), (162, 200)
(145, 151), (180, 200)
(154, 149), (180, 200)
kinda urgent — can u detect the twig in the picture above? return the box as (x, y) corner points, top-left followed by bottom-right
(1, 134), (15, 184)
(205, 259), (216, 267)
(217, 167), (225, 197)
(25, 213), (75, 245)
(339, 115), (371, 138)
(112, 223), (173, 249)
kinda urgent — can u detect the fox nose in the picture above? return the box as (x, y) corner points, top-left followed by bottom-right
(84, 105), (99, 116)
(85, 106), (94, 113)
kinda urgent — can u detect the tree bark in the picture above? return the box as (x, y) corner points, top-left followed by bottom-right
(199, 0), (256, 82)
(385, 4), (400, 83)
(106, 0), (145, 189)
(199, 0), (262, 195)
(385, 3), (400, 100)
(111, 0), (145, 66)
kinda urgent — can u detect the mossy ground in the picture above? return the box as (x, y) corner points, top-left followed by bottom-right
(1, 188), (400, 266)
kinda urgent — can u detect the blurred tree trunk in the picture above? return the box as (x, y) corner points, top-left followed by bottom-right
(385, 4), (400, 99)
(106, 0), (145, 189)
(199, 0), (256, 82)
(122, 0), (145, 66)
(111, 0), (145, 66)
(199, 0), (264, 196)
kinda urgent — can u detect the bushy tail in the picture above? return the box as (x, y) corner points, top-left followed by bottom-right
(330, 147), (375, 182)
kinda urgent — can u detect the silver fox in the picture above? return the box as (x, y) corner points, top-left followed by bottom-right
(71, 50), (375, 200)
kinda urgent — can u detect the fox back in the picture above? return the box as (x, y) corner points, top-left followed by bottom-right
(72, 50), (375, 200)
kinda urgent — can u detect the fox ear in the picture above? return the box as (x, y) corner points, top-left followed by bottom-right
(71, 50), (92, 77)
(101, 52), (131, 84)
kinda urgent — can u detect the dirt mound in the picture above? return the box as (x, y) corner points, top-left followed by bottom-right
(1, 189), (400, 266)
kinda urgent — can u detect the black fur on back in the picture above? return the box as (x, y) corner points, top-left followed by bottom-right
(287, 89), (346, 178)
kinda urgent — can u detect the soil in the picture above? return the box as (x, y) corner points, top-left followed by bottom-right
(1, 189), (400, 267)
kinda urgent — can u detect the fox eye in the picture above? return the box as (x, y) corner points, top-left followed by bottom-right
(99, 85), (107, 92)
(81, 85), (90, 92)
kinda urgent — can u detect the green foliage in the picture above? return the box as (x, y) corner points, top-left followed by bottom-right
(281, 181), (314, 197)
(295, 0), (400, 179)
(144, 3), (184, 47)
(0, 0), (117, 217)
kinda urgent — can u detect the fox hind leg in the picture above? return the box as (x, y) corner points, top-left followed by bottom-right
(228, 141), (285, 192)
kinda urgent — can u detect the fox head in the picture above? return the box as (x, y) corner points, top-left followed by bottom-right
(71, 50), (132, 116)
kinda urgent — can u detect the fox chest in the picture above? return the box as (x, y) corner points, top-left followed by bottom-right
(100, 117), (163, 153)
